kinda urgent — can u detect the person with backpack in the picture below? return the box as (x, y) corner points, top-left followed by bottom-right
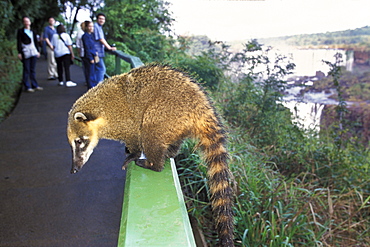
(50, 24), (77, 87)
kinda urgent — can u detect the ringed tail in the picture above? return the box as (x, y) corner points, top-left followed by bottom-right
(197, 115), (234, 246)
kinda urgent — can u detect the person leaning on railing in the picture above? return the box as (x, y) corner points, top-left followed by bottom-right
(93, 13), (116, 83)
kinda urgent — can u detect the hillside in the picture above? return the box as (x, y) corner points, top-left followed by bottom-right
(259, 26), (370, 49)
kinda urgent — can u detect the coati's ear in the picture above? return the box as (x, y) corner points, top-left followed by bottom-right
(74, 112), (88, 122)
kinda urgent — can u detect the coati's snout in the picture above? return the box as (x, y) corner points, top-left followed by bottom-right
(70, 136), (94, 174)
(67, 112), (104, 174)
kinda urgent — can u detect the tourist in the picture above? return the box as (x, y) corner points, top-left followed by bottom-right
(51, 24), (77, 87)
(43, 17), (58, 80)
(16, 16), (43, 92)
(82, 21), (98, 89)
(94, 13), (116, 83)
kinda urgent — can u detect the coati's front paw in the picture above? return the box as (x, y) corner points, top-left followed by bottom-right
(122, 153), (139, 170)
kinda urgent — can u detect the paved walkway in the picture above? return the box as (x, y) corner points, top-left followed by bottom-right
(0, 59), (126, 246)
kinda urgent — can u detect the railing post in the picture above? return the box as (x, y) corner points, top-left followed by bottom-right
(115, 55), (121, 75)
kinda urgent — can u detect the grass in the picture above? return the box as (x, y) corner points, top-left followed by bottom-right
(176, 134), (369, 246)
(173, 46), (369, 246)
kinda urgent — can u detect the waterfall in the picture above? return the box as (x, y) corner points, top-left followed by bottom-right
(283, 85), (338, 133)
(283, 101), (325, 132)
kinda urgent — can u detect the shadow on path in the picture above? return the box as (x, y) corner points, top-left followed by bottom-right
(0, 59), (126, 246)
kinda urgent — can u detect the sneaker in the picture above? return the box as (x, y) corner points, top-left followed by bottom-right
(26, 88), (35, 93)
(66, 81), (77, 87)
(48, 77), (56, 80)
(58, 81), (64, 86)
(35, 86), (43, 91)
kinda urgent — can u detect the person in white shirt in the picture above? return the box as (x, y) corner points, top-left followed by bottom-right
(50, 24), (77, 87)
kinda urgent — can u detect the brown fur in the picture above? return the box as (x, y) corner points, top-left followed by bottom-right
(67, 64), (234, 246)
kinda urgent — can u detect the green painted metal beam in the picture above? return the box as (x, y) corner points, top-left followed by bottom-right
(118, 158), (196, 247)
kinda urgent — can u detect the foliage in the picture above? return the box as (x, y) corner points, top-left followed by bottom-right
(174, 39), (369, 246)
(5, 0), (61, 38)
(0, 40), (22, 122)
(322, 53), (347, 149)
(170, 50), (224, 89)
(101, 0), (175, 63)
(59, 0), (104, 35)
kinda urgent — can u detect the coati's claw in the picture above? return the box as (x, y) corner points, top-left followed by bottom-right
(123, 152), (140, 169)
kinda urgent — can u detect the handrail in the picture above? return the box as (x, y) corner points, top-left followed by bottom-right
(106, 50), (144, 69)
(118, 159), (196, 246)
(73, 48), (144, 76)
(105, 50), (144, 76)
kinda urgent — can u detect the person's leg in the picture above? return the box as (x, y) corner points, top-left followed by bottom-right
(64, 54), (71, 82)
(89, 63), (98, 88)
(46, 46), (58, 79)
(63, 54), (76, 87)
(22, 58), (32, 90)
(94, 57), (106, 83)
(56, 56), (64, 84)
(29, 56), (39, 88)
(82, 59), (88, 83)
(83, 58), (92, 89)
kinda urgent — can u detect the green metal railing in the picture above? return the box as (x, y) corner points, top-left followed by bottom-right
(80, 50), (196, 246)
(106, 50), (144, 74)
(118, 159), (196, 247)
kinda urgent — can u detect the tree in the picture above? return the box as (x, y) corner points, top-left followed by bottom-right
(5, 0), (60, 38)
(59, 0), (105, 35)
(100, 0), (175, 62)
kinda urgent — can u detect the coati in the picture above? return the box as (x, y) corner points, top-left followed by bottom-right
(67, 64), (234, 246)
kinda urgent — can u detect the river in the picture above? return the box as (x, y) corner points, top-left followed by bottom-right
(279, 48), (348, 132)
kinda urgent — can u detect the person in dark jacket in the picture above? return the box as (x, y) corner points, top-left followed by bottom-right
(82, 21), (98, 89)
(17, 16), (43, 92)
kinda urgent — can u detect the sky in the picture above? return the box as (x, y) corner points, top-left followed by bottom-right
(168, 0), (370, 41)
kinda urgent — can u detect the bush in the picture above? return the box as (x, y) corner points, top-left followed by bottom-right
(0, 40), (22, 122)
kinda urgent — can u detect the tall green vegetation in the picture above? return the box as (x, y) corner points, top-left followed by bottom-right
(0, 40), (22, 122)
(175, 40), (369, 246)
(101, 0), (176, 63)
